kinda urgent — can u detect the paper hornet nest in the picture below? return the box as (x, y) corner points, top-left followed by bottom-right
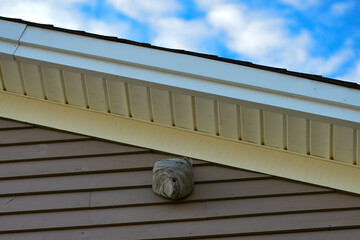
(152, 157), (194, 200)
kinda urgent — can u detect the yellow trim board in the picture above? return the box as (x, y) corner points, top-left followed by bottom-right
(1, 91), (359, 194)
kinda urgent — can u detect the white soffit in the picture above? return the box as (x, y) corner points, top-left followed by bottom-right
(1, 91), (360, 194)
(1, 18), (360, 193)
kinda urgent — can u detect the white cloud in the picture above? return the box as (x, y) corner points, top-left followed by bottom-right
(85, 19), (131, 39)
(105, 0), (181, 22)
(195, 0), (352, 77)
(330, 2), (354, 16)
(301, 48), (353, 76)
(105, 0), (214, 53)
(0, 0), (133, 39)
(279, 0), (319, 10)
(151, 18), (214, 52)
(201, 2), (307, 64)
(0, 0), (90, 30)
(205, 3), (292, 60)
(340, 60), (360, 83)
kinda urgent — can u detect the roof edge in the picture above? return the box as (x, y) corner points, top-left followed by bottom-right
(0, 15), (359, 90)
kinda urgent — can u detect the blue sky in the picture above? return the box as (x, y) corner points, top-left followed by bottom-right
(1, 0), (359, 83)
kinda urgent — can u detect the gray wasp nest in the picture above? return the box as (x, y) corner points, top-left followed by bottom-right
(152, 157), (194, 200)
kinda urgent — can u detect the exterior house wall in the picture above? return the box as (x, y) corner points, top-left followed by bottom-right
(1, 16), (360, 196)
(1, 117), (360, 239)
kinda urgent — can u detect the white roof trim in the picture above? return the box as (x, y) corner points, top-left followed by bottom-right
(0, 19), (359, 125)
(0, 20), (26, 60)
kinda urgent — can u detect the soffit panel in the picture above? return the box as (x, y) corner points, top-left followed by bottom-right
(0, 60), (359, 171)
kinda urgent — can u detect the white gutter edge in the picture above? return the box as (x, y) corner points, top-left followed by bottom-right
(0, 19), (359, 125)
(0, 20), (26, 60)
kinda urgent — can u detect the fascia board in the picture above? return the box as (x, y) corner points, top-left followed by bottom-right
(0, 40), (18, 60)
(1, 91), (359, 194)
(0, 20), (26, 41)
(0, 20), (26, 60)
(16, 26), (360, 108)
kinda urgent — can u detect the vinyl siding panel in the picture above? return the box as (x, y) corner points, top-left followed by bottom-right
(0, 118), (32, 130)
(0, 127), (89, 145)
(0, 117), (359, 239)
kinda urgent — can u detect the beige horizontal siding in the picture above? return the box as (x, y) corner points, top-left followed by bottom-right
(0, 118), (32, 130)
(202, 229), (360, 240)
(0, 166), (270, 196)
(0, 180), (331, 215)
(2, 196), (360, 233)
(0, 139), (148, 162)
(1, 210), (360, 239)
(0, 153), (207, 179)
(0, 117), (360, 239)
(0, 127), (89, 145)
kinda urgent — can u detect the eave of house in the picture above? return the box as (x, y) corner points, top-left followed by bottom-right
(0, 18), (360, 194)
